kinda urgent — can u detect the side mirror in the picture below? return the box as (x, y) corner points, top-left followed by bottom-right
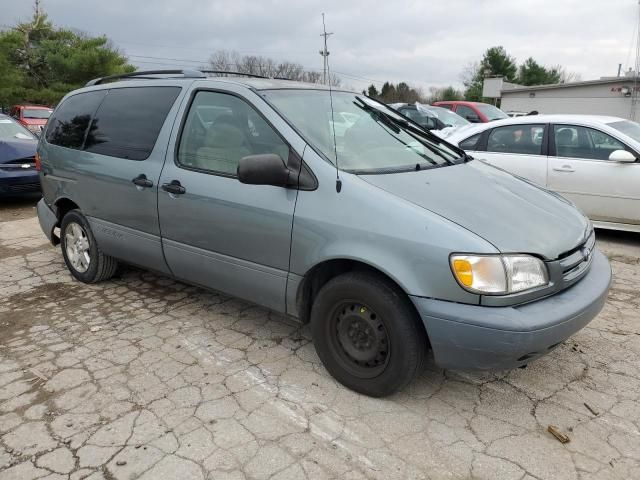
(608, 149), (636, 163)
(466, 115), (481, 123)
(237, 154), (294, 186)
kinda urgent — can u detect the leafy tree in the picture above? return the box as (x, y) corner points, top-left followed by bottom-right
(480, 46), (517, 82)
(0, 2), (134, 109)
(517, 57), (561, 86)
(427, 85), (463, 103)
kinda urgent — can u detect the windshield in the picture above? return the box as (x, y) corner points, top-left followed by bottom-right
(0, 117), (36, 140)
(23, 108), (52, 119)
(475, 104), (508, 121)
(418, 105), (469, 127)
(263, 90), (462, 172)
(608, 120), (640, 143)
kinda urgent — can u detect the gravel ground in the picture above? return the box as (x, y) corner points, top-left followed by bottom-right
(0, 198), (639, 480)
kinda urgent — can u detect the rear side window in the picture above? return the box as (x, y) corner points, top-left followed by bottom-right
(459, 133), (481, 150)
(85, 87), (181, 160)
(45, 91), (107, 149)
(487, 124), (545, 155)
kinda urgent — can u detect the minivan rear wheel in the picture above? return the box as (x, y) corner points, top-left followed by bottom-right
(310, 271), (426, 397)
(60, 210), (118, 283)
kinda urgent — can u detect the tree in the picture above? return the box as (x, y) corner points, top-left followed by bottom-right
(461, 62), (483, 101)
(0, 1), (134, 108)
(206, 49), (341, 87)
(367, 84), (379, 98)
(480, 46), (518, 82)
(427, 85), (463, 103)
(517, 57), (561, 86)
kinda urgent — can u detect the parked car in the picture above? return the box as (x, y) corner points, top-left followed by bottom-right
(446, 114), (640, 233)
(10, 105), (53, 136)
(433, 100), (508, 123)
(36, 70), (610, 397)
(0, 114), (40, 196)
(389, 103), (469, 133)
(507, 111), (530, 118)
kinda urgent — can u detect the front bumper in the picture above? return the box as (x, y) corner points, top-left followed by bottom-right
(37, 198), (60, 245)
(411, 249), (611, 370)
(0, 171), (40, 196)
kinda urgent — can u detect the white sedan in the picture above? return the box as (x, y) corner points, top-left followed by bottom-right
(445, 114), (640, 232)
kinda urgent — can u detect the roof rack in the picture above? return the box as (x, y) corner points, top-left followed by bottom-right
(200, 70), (269, 79)
(85, 69), (277, 87)
(86, 69), (206, 86)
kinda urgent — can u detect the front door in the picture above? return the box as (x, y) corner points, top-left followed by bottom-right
(547, 124), (640, 226)
(158, 88), (298, 312)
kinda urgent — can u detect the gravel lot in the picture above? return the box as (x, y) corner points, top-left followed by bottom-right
(0, 197), (639, 480)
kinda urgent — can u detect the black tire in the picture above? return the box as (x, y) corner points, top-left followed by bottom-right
(60, 209), (118, 283)
(310, 271), (427, 397)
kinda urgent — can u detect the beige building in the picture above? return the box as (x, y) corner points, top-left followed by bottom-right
(483, 76), (640, 121)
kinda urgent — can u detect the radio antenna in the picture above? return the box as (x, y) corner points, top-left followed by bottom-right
(321, 13), (341, 192)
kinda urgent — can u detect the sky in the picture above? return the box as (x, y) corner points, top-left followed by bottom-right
(2, 0), (639, 92)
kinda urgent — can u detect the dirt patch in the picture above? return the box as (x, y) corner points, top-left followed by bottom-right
(0, 195), (39, 222)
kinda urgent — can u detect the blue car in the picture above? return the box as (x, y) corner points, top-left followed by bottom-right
(0, 113), (40, 196)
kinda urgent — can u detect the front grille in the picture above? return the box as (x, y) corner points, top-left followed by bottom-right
(543, 230), (596, 295)
(6, 182), (40, 193)
(559, 231), (595, 282)
(0, 157), (36, 172)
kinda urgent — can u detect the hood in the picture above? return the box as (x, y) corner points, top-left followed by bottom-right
(0, 138), (38, 163)
(360, 161), (590, 260)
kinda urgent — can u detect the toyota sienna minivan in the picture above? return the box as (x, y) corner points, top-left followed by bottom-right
(36, 70), (611, 397)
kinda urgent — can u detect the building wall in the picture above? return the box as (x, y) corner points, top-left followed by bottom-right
(500, 81), (636, 119)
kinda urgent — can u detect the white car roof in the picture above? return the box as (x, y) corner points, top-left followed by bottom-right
(445, 114), (631, 143)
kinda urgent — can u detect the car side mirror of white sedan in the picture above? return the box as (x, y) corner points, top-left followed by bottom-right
(608, 149), (637, 163)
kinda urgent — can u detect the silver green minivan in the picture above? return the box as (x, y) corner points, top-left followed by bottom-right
(36, 70), (611, 397)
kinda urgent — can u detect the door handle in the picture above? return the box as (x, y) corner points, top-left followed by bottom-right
(161, 180), (186, 195)
(132, 174), (153, 188)
(552, 165), (575, 172)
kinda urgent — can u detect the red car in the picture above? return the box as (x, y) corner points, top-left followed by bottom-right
(9, 105), (53, 135)
(432, 101), (508, 123)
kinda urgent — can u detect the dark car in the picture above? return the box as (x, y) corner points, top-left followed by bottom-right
(0, 114), (40, 196)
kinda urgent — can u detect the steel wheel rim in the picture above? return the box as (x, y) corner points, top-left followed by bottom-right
(65, 222), (90, 273)
(330, 301), (390, 379)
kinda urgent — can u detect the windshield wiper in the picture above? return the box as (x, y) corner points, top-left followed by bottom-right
(354, 97), (458, 165)
(353, 98), (401, 134)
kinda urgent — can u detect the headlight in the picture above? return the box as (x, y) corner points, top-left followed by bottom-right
(450, 254), (548, 295)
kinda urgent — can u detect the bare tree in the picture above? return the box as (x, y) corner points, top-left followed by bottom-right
(206, 49), (340, 86)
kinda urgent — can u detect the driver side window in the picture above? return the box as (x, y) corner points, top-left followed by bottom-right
(178, 91), (289, 176)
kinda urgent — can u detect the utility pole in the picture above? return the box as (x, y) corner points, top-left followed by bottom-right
(319, 13), (333, 85)
(631, 0), (640, 121)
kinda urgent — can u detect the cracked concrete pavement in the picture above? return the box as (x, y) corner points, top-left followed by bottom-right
(0, 198), (639, 480)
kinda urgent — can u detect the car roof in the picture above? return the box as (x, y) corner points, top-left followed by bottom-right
(14, 105), (52, 109)
(84, 76), (343, 92)
(433, 101), (486, 106)
(446, 113), (634, 142)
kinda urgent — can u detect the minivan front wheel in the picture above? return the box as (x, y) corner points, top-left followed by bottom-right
(60, 210), (118, 283)
(310, 271), (426, 397)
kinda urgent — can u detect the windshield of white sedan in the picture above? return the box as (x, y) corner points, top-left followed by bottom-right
(263, 90), (461, 172)
(608, 120), (640, 143)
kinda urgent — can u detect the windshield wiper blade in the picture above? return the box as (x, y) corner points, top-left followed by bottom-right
(354, 97), (458, 165)
(353, 98), (401, 134)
